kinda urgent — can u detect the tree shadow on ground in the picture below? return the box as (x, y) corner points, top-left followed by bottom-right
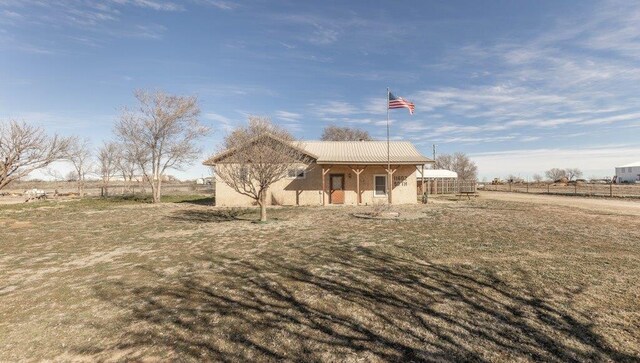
(167, 208), (254, 223)
(176, 197), (215, 206)
(85, 246), (638, 362)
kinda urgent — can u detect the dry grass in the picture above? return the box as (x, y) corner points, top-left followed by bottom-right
(1, 195), (639, 362)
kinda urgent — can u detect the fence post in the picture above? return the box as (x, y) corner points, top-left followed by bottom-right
(610, 183), (613, 197)
(547, 183), (550, 194)
(574, 183), (577, 195)
(526, 182), (529, 193)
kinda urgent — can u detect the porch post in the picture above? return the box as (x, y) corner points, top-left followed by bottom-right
(421, 164), (425, 203)
(322, 166), (331, 206)
(385, 166), (398, 204)
(350, 166), (365, 205)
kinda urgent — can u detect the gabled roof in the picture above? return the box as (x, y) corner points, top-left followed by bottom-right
(203, 134), (317, 166)
(301, 141), (432, 165)
(204, 137), (432, 166)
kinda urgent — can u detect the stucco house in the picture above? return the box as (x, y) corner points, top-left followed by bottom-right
(204, 138), (433, 206)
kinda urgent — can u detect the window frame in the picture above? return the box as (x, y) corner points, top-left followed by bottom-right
(287, 167), (307, 180)
(373, 174), (387, 197)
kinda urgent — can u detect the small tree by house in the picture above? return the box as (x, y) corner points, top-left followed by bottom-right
(214, 116), (308, 222)
(321, 126), (372, 141)
(0, 120), (72, 191)
(115, 90), (209, 203)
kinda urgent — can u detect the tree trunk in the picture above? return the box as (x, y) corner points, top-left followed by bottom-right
(152, 179), (162, 203)
(259, 190), (267, 222)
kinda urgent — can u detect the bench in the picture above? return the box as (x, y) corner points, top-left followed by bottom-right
(456, 191), (479, 200)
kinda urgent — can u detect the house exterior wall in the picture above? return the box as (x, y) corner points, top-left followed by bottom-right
(214, 163), (419, 206)
(615, 166), (640, 183)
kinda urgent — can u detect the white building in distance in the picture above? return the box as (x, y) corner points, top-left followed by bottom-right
(615, 162), (640, 183)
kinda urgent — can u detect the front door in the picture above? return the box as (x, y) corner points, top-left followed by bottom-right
(330, 174), (345, 204)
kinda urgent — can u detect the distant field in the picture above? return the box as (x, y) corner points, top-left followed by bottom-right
(482, 182), (640, 198)
(1, 180), (213, 201)
(1, 195), (639, 361)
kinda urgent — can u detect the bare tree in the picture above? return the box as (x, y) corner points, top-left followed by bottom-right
(66, 137), (93, 197)
(115, 90), (209, 203)
(321, 126), (372, 141)
(97, 141), (121, 196)
(435, 152), (477, 181)
(115, 147), (139, 191)
(0, 120), (71, 190)
(545, 168), (567, 181)
(434, 154), (454, 170)
(532, 173), (544, 183)
(213, 116), (309, 222)
(566, 168), (583, 181)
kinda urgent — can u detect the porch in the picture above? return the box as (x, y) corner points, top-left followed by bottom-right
(317, 164), (423, 206)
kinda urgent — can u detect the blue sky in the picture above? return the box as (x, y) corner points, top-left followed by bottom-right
(1, 0), (639, 180)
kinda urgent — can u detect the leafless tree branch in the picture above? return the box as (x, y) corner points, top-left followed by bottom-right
(0, 120), (71, 190)
(115, 90), (209, 203)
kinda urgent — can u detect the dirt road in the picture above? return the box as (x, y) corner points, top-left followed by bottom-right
(480, 191), (640, 216)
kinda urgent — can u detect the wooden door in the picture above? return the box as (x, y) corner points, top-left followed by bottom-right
(330, 174), (345, 204)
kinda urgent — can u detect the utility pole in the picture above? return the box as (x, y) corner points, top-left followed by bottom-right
(432, 144), (436, 162)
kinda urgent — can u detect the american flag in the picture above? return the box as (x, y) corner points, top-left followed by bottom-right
(388, 91), (415, 115)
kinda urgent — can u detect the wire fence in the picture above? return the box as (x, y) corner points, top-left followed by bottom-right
(1, 182), (214, 198)
(480, 183), (640, 198)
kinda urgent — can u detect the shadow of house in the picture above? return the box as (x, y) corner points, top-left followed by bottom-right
(281, 164), (319, 206)
(84, 247), (638, 362)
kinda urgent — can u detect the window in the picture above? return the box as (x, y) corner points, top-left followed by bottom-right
(374, 175), (387, 197)
(287, 167), (306, 179)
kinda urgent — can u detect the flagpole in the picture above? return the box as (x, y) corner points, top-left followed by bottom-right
(387, 87), (391, 204)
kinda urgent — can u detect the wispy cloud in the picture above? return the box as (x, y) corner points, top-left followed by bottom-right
(194, 0), (238, 11)
(310, 101), (359, 117)
(110, 0), (184, 12)
(274, 13), (368, 46)
(470, 144), (640, 179)
(274, 110), (301, 122)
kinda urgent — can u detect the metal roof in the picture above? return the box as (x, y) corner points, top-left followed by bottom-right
(301, 141), (432, 164)
(617, 161), (640, 168)
(204, 136), (433, 165)
(416, 169), (458, 179)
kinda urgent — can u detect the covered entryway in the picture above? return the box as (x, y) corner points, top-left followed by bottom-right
(329, 174), (345, 204)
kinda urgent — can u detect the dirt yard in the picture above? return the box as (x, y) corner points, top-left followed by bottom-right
(1, 195), (639, 362)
